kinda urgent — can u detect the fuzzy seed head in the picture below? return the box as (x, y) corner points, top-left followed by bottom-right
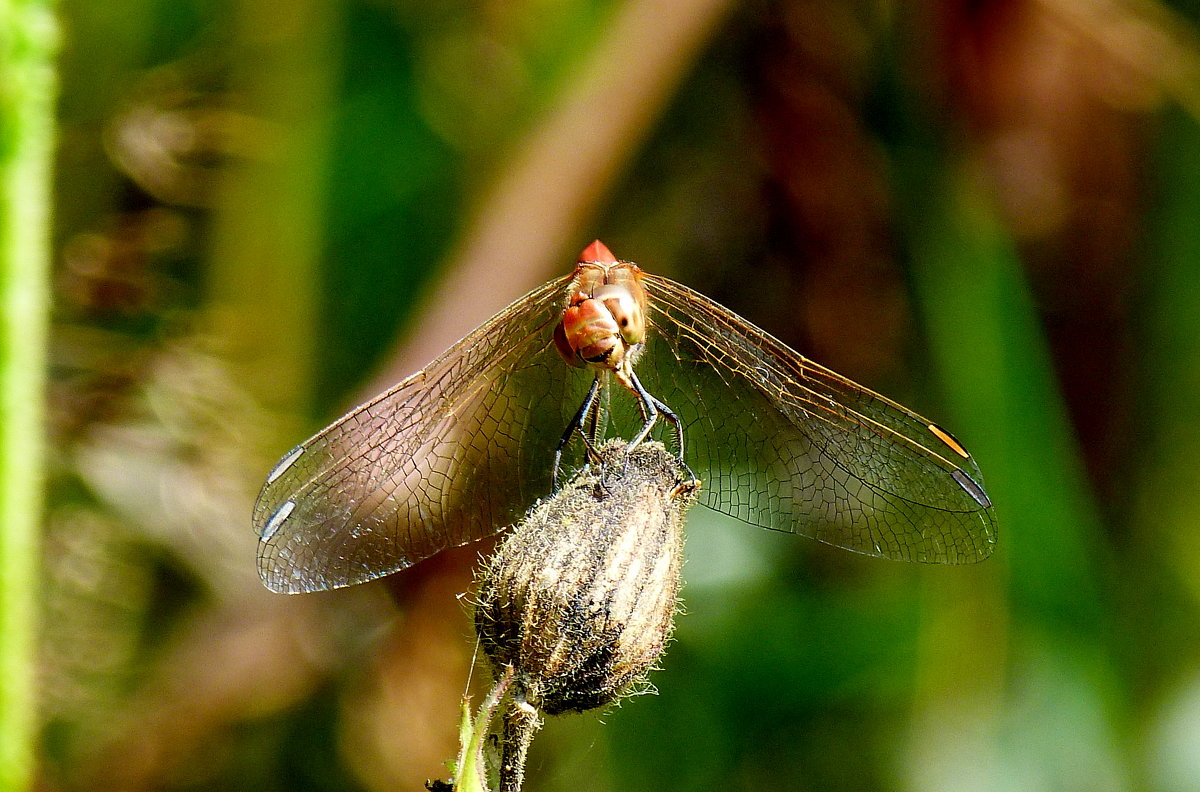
(474, 440), (699, 715)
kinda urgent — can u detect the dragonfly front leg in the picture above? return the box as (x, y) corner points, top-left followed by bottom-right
(553, 376), (603, 490)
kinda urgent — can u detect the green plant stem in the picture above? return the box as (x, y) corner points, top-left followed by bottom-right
(0, 2), (58, 790)
(456, 666), (515, 792)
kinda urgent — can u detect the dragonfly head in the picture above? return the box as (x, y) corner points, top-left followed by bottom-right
(555, 246), (648, 371)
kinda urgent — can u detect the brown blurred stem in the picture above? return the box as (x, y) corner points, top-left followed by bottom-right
(366, 0), (737, 397)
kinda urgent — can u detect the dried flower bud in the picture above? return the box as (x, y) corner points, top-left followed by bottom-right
(474, 439), (700, 716)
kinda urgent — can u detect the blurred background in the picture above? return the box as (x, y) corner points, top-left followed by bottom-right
(33, 0), (1200, 789)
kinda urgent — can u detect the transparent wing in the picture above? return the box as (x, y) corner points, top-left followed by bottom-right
(252, 274), (596, 593)
(627, 273), (997, 564)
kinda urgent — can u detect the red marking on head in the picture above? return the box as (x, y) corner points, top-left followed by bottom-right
(578, 240), (617, 264)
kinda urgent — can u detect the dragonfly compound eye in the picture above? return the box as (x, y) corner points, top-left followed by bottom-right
(474, 440), (700, 716)
(554, 296), (626, 369)
(592, 283), (645, 346)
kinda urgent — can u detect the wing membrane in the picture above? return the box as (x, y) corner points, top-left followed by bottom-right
(634, 273), (996, 563)
(252, 275), (595, 593)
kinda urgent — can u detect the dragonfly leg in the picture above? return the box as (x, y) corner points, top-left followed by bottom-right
(648, 395), (684, 459)
(553, 376), (602, 489)
(582, 378), (605, 448)
(624, 369), (696, 481)
(624, 368), (660, 448)
(649, 394), (695, 480)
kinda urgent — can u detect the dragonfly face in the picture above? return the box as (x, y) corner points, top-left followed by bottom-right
(553, 249), (648, 372)
(252, 241), (996, 594)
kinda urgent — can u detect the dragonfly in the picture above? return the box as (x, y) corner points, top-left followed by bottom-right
(253, 241), (996, 594)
